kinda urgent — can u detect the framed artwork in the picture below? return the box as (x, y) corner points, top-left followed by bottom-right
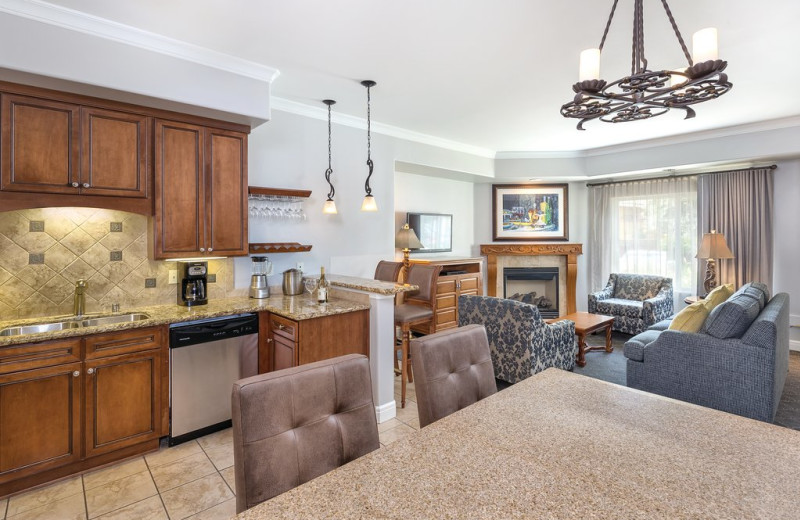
(492, 184), (569, 241)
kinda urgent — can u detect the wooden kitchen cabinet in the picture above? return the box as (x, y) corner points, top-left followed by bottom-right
(0, 326), (167, 496)
(83, 328), (163, 458)
(410, 258), (483, 334)
(0, 94), (149, 199)
(258, 310), (369, 373)
(153, 119), (248, 259)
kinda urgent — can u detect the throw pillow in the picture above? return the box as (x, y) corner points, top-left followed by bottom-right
(669, 300), (710, 333)
(703, 293), (761, 339)
(704, 283), (734, 310)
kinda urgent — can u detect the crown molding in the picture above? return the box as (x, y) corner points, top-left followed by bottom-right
(270, 97), (496, 159)
(0, 0), (279, 83)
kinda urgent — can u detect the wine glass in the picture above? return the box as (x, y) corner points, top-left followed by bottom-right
(303, 278), (318, 300)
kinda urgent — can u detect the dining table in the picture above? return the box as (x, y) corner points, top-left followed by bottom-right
(236, 368), (800, 519)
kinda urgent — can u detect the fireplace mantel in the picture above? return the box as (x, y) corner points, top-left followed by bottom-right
(480, 243), (583, 315)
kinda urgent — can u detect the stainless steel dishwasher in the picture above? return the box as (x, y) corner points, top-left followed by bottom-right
(169, 313), (259, 445)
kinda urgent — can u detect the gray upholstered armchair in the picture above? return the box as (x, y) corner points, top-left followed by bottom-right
(458, 295), (576, 384)
(588, 273), (674, 335)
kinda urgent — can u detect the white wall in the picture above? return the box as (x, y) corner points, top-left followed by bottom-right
(772, 160), (800, 350)
(394, 172), (475, 259)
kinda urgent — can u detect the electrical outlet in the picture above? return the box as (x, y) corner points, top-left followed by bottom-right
(296, 262), (304, 271)
(169, 270), (178, 284)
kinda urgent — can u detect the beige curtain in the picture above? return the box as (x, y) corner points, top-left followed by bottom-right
(697, 167), (774, 292)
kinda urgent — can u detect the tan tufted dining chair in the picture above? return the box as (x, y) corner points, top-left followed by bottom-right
(410, 324), (498, 428)
(231, 354), (379, 513)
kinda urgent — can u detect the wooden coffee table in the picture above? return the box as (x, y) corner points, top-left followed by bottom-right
(546, 312), (614, 367)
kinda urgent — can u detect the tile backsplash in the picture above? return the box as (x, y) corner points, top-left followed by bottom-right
(0, 208), (240, 320)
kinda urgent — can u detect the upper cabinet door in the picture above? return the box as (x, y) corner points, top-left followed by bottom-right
(205, 128), (248, 256)
(154, 119), (205, 257)
(81, 108), (150, 198)
(1, 94), (80, 194)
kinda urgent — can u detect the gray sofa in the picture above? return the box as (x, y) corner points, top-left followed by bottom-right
(458, 295), (576, 384)
(588, 273), (674, 335)
(624, 282), (789, 422)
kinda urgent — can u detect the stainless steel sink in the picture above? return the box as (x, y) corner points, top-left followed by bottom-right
(0, 313), (150, 337)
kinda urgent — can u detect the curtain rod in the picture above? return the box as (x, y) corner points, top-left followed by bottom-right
(585, 164), (777, 187)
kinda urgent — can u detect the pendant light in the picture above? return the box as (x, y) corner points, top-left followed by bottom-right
(360, 80), (378, 212)
(322, 99), (338, 214)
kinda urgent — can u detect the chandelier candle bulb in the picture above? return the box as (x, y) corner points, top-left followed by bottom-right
(693, 27), (719, 63)
(579, 48), (601, 81)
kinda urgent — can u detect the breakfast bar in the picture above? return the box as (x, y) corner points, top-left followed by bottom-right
(237, 369), (800, 519)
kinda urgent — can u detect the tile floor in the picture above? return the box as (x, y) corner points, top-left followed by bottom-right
(0, 380), (420, 520)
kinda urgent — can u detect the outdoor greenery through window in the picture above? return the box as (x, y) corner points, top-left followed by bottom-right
(590, 176), (698, 305)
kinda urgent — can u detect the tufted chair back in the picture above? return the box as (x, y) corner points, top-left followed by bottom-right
(231, 354), (379, 513)
(410, 324), (498, 428)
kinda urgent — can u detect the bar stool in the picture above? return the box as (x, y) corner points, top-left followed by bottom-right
(393, 263), (442, 408)
(374, 260), (403, 285)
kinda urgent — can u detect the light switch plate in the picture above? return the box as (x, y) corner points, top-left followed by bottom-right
(169, 270), (178, 284)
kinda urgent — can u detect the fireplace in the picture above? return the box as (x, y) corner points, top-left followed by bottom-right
(503, 267), (559, 318)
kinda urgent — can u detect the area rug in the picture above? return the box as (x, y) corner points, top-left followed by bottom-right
(573, 332), (800, 431)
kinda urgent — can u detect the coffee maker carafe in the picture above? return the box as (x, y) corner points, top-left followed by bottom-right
(177, 261), (208, 307)
(249, 256), (272, 299)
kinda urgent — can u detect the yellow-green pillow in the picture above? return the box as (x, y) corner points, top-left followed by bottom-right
(669, 300), (711, 332)
(705, 283), (734, 310)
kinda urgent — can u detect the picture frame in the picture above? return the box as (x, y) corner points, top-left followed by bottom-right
(492, 184), (569, 241)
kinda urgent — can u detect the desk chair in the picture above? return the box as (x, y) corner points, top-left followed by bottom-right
(231, 354), (379, 513)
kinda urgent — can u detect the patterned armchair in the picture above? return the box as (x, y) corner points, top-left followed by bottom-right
(458, 295), (576, 384)
(588, 273), (674, 335)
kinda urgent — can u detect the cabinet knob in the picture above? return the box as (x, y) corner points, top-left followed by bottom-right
(276, 323), (285, 330)
(87, 368), (95, 375)
(72, 370), (80, 377)
(71, 182), (79, 188)
(266, 338), (273, 343)
(208, 248), (213, 252)
(82, 183), (90, 188)
(199, 247), (205, 252)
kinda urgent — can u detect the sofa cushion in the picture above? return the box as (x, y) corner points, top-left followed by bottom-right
(623, 329), (662, 362)
(705, 283), (734, 309)
(648, 318), (672, 331)
(596, 298), (643, 319)
(733, 282), (770, 309)
(703, 293), (762, 339)
(669, 301), (710, 333)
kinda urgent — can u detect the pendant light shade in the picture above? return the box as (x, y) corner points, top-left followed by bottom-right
(361, 80), (378, 212)
(322, 99), (338, 214)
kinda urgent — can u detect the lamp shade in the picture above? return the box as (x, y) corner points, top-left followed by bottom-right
(695, 230), (734, 259)
(395, 224), (423, 250)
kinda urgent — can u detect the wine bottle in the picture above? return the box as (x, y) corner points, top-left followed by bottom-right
(317, 267), (329, 303)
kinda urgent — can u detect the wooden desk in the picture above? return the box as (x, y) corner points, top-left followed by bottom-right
(237, 369), (800, 519)
(547, 311), (614, 367)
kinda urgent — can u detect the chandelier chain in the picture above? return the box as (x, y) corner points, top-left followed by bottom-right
(660, 0), (693, 66)
(324, 100), (335, 201)
(598, 0), (619, 51)
(327, 103), (332, 170)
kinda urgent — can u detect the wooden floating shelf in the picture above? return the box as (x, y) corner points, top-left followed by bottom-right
(249, 242), (313, 254)
(248, 186), (311, 199)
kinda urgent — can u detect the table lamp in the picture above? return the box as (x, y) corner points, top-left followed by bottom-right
(695, 230), (734, 295)
(395, 223), (423, 269)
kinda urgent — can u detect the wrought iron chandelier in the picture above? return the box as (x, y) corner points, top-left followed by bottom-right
(560, 0), (732, 130)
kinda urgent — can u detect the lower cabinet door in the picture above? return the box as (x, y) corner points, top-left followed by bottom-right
(84, 350), (161, 458)
(272, 336), (296, 371)
(0, 362), (82, 480)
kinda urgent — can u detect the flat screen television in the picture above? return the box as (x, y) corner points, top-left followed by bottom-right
(407, 212), (452, 253)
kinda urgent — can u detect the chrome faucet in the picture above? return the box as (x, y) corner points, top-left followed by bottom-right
(73, 279), (88, 317)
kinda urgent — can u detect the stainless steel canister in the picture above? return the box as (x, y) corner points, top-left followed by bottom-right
(282, 268), (304, 295)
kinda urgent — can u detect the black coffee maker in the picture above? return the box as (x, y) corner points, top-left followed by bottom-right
(177, 261), (208, 306)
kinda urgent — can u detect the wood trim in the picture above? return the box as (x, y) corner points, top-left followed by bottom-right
(248, 186), (311, 199)
(480, 243), (583, 316)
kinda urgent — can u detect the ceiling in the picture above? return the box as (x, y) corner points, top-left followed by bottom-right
(35, 0), (800, 154)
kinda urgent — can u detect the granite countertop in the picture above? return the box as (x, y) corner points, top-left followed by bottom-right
(0, 294), (369, 347)
(306, 274), (417, 295)
(238, 368), (800, 519)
